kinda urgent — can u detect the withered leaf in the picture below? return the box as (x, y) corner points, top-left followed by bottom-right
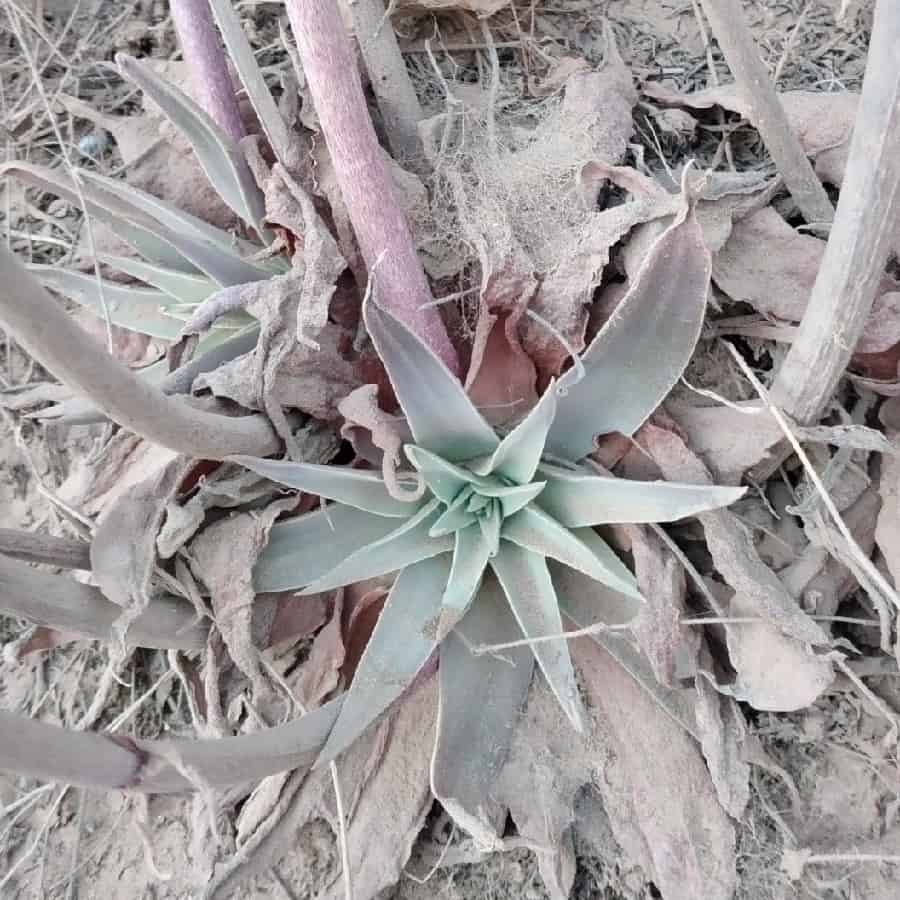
(189, 496), (297, 694)
(91, 455), (190, 631)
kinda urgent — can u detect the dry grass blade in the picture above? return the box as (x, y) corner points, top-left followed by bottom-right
(0, 247), (279, 459)
(697, 0), (834, 225)
(770, 0), (900, 423)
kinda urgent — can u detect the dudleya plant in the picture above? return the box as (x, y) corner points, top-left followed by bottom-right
(237, 289), (746, 809)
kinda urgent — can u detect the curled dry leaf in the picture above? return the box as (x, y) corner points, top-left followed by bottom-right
(668, 401), (784, 483)
(713, 208), (900, 354)
(639, 421), (836, 711)
(196, 323), (360, 422)
(189, 496), (297, 694)
(60, 432), (179, 517)
(90, 456), (190, 630)
(644, 81), (858, 186)
(337, 383), (411, 469)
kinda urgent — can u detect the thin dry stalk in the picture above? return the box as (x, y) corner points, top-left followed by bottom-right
(697, 0), (834, 225)
(170, 0), (245, 142)
(341, 0), (423, 160)
(283, 0), (458, 372)
(0, 528), (91, 570)
(726, 341), (900, 623)
(0, 247), (280, 459)
(770, 0), (900, 423)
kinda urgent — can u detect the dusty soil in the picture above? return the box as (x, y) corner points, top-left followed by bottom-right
(2, 1), (896, 899)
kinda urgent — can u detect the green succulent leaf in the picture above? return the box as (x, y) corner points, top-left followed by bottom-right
(80, 171), (275, 286)
(437, 525), (493, 638)
(207, 0), (293, 169)
(546, 203), (712, 461)
(491, 544), (585, 731)
(405, 444), (488, 504)
(537, 463), (747, 526)
(477, 481), (546, 517)
(29, 266), (187, 340)
(315, 554), (452, 766)
(502, 506), (642, 600)
(97, 255), (216, 305)
(299, 500), (452, 595)
(365, 302), (499, 462)
(254, 504), (400, 593)
(431, 577), (534, 840)
(0, 161), (195, 273)
(117, 54), (268, 235)
(470, 380), (558, 483)
(232, 456), (425, 518)
(429, 501), (477, 538)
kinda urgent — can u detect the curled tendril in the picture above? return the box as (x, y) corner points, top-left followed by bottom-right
(381, 450), (427, 502)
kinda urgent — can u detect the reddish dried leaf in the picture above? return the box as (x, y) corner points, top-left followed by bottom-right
(465, 306), (538, 426)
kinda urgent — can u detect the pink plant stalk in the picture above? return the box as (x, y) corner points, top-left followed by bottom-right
(170, 0), (245, 142)
(284, 0), (459, 373)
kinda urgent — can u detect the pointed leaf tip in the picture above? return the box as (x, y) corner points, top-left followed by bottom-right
(365, 301), (498, 462)
(546, 203), (712, 461)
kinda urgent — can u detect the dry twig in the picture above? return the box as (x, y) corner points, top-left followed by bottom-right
(770, 0), (900, 423)
(698, 0), (834, 225)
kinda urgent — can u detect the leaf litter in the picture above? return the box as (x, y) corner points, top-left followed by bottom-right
(3, 3), (900, 900)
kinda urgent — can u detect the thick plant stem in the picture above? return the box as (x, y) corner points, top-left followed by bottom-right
(770, 0), (900, 422)
(0, 528), (91, 570)
(0, 554), (208, 651)
(284, 0), (459, 373)
(698, 0), (834, 225)
(170, 0), (245, 142)
(0, 247), (280, 459)
(0, 695), (345, 793)
(341, 0), (423, 160)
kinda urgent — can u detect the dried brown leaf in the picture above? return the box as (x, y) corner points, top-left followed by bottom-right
(465, 305), (538, 426)
(196, 323), (360, 423)
(645, 82), (858, 185)
(628, 525), (695, 685)
(639, 421), (836, 710)
(576, 636), (737, 900)
(189, 496), (297, 694)
(294, 592), (346, 708)
(337, 383), (411, 468)
(90, 456), (189, 625)
(695, 673), (751, 819)
(266, 591), (328, 650)
(723, 592), (835, 710)
(668, 401), (784, 483)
